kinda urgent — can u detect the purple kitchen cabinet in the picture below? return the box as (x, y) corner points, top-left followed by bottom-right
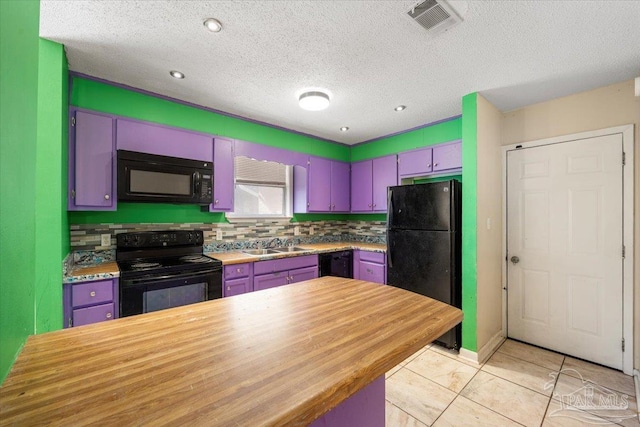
(350, 160), (373, 212)
(69, 110), (116, 210)
(288, 266), (318, 284)
(210, 137), (234, 211)
(254, 255), (318, 275)
(223, 277), (253, 297)
(63, 279), (119, 328)
(297, 157), (350, 213)
(433, 140), (462, 172)
(331, 161), (351, 212)
(351, 155), (397, 213)
(353, 251), (386, 284)
(223, 263), (253, 297)
(116, 119), (213, 162)
(253, 271), (289, 291)
(397, 147), (433, 180)
(307, 156), (332, 212)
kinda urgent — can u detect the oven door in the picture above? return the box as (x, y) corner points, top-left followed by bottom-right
(120, 269), (222, 317)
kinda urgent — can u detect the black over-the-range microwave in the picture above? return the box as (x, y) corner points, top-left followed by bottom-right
(117, 150), (213, 205)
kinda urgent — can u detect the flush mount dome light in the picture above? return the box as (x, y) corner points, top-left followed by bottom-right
(394, 105), (407, 111)
(299, 91), (330, 111)
(169, 70), (185, 79)
(203, 18), (222, 32)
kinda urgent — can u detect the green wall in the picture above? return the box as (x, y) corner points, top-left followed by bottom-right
(34, 38), (68, 333)
(461, 93), (478, 352)
(0, 0), (40, 382)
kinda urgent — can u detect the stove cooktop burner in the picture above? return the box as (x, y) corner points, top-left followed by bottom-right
(180, 255), (212, 263)
(130, 262), (161, 269)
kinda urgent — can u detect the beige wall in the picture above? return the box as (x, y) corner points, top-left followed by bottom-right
(475, 95), (504, 350)
(500, 79), (640, 370)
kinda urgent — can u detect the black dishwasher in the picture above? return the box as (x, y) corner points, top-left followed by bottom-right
(319, 251), (353, 278)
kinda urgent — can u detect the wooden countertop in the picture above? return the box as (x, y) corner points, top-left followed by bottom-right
(1, 277), (462, 426)
(208, 242), (386, 265)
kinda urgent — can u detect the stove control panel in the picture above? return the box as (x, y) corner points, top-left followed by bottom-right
(117, 230), (204, 249)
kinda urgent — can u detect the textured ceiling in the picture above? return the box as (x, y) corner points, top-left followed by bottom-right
(40, 1), (640, 145)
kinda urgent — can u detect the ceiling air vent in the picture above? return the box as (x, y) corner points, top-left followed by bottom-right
(408, 0), (462, 36)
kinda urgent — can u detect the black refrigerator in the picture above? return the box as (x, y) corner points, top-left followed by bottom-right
(386, 180), (462, 350)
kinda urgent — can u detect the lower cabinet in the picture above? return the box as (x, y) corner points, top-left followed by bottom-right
(253, 255), (318, 291)
(223, 263), (253, 297)
(63, 279), (118, 328)
(353, 251), (386, 284)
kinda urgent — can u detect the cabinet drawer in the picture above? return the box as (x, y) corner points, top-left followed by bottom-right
(224, 263), (251, 280)
(73, 303), (114, 327)
(254, 254), (318, 275)
(359, 251), (385, 264)
(72, 280), (113, 307)
(224, 277), (252, 297)
(358, 261), (385, 285)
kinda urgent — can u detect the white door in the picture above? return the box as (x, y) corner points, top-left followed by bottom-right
(506, 134), (624, 369)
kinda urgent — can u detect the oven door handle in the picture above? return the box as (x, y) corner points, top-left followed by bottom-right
(121, 268), (221, 286)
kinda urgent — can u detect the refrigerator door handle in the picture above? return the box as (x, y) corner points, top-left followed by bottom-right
(387, 242), (393, 269)
(387, 187), (394, 269)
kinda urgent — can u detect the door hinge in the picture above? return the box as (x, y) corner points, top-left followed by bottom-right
(622, 245), (625, 259)
(71, 116), (76, 126)
(622, 338), (625, 352)
(71, 189), (76, 199)
(622, 152), (626, 166)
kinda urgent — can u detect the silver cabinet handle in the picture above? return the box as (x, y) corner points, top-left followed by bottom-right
(106, 312), (112, 319)
(104, 194), (110, 200)
(90, 291), (96, 297)
(434, 162), (439, 167)
(427, 163), (431, 167)
(510, 256), (520, 264)
(214, 199), (219, 204)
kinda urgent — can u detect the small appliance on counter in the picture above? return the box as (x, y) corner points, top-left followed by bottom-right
(116, 230), (222, 317)
(319, 251), (353, 278)
(386, 180), (462, 349)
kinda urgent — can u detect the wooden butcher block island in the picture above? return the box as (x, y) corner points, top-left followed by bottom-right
(0, 277), (463, 426)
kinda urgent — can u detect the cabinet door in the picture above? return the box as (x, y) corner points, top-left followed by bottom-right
(253, 272), (288, 291)
(397, 147), (433, 179)
(372, 155), (397, 212)
(71, 111), (115, 210)
(358, 261), (385, 284)
(330, 161), (351, 212)
(211, 137), (234, 211)
(433, 141), (462, 172)
(223, 277), (252, 297)
(307, 157), (332, 211)
(116, 119), (213, 161)
(350, 160), (373, 212)
(73, 303), (115, 327)
(224, 263), (251, 280)
(71, 280), (113, 307)
(288, 266), (318, 284)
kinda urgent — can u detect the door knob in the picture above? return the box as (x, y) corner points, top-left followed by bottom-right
(510, 256), (520, 264)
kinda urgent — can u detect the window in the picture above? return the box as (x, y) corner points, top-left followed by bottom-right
(227, 156), (292, 219)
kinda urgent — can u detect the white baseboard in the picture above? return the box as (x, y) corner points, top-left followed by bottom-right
(460, 331), (505, 365)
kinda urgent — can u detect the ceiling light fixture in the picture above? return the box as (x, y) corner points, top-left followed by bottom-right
(394, 105), (407, 111)
(299, 91), (330, 111)
(169, 70), (185, 79)
(340, 127), (349, 132)
(203, 18), (222, 32)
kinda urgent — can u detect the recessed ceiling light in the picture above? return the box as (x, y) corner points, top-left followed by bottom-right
(340, 127), (349, 132)
(299, 91), (330, 111)
(169, 70), (185, 79)
(394, 105), (407, 111)
(203, 18), (222, 32)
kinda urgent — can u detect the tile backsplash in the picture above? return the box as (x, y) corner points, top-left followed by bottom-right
(69, 220), (386, 254)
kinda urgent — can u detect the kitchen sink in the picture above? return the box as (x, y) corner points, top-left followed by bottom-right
(273, 246), (309, 253)
(241, 249), (280, 256)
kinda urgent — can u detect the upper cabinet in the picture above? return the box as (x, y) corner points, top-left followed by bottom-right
(68, 110), (116, 211)
(351, 155), (397, 213)
(397, 140), (461, 181)
(209, 137), (234, 211)
(295, 157), (350, 213)
(116, 119), (212, 161)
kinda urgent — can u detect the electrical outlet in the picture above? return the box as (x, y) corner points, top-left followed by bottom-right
(216, 229), (223, 240)
(101, 234), (111, 247)
(309, 226), (314, 236)
(294, 226), (300, 236)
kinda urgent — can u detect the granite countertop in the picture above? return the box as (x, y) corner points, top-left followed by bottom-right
(2, 277), (462, 425)
(63, 242), (386, 283)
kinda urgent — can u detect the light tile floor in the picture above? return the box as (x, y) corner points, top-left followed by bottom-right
(386, 339), (639, 427)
